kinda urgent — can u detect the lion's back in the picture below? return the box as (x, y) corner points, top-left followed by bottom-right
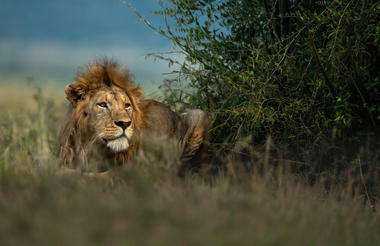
(139, 99), (211, 167)
(139, 99), (185, 139)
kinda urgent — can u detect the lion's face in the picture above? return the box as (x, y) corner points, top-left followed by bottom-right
(60, 60), (146, 167)
(88, 86), (135, 152)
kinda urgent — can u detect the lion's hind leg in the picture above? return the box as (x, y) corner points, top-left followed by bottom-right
(179, 109), (211, 174)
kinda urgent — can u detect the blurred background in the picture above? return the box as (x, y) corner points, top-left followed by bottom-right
(0, 0), (173, 95)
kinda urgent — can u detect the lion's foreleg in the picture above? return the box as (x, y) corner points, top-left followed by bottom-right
(56, 167), (113, 182)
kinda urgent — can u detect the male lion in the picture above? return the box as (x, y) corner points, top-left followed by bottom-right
(58, 60), (210, 174)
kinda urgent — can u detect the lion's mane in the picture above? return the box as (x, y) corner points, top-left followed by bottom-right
(58, 60), (147, 168)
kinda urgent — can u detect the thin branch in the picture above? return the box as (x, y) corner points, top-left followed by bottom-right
(307, 30), (335, 96)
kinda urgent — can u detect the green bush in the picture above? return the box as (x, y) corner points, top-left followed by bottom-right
(153, 0), (380, 153)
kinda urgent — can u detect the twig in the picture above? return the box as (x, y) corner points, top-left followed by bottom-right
(328, 1), (352, 61)
(358, 157), (371, 204)
(307, 30), (335, 96)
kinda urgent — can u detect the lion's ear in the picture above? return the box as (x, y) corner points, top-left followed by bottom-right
(130, 86), (143, 99)
(65, 81), (88, 106)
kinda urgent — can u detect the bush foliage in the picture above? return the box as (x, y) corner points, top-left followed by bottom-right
(154, 0), (380, 152)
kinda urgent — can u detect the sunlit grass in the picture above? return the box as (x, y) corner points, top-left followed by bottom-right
(0, 85), (380, 246)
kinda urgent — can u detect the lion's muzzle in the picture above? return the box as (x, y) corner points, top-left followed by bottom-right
(106, 135), (130, 152)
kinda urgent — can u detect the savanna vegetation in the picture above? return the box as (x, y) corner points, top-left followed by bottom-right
(150, 0), (380, 196)
(0, 0), (380, 245)
(1, 87), (380, 245)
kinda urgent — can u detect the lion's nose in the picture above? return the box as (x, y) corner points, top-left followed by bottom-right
(115, 120), (132, 130)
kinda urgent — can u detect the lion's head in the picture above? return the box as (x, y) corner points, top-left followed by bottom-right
(59, 60), (146, 168)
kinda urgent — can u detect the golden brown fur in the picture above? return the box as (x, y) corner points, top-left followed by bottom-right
(59, 60), (211, 171)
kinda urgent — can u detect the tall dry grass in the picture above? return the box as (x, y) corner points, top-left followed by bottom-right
(0, 84), (380, 246)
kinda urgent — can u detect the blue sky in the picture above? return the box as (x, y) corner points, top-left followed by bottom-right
(0, 0), (177, 94)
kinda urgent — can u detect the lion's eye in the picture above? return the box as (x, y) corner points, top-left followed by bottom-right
(97, 102), (108, 108)
(125, 103), (131, 109)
